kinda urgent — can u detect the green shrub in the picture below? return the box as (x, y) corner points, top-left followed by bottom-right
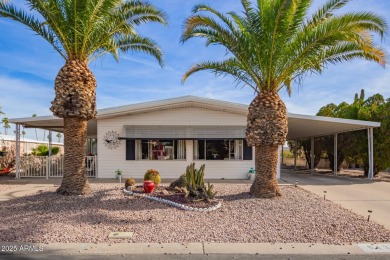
(31, 144), (60, 156)
(144, 169), (161, 186)
(169, 174), (186, 189)
(125, 178), (136, 189)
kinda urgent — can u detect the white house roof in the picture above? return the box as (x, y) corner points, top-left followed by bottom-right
(9, 95), (380, 140)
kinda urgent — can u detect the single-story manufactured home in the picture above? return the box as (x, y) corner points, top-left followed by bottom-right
(9, 96), (379, 179)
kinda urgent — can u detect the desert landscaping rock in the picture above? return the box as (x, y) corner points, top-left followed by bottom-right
(0, 184), (389, 244)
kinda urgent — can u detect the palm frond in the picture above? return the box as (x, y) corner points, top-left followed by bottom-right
(177, 0), (387, 95)
(0, 0), (166, 64)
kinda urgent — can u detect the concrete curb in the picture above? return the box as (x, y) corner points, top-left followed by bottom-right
(1, 242), (389, 256)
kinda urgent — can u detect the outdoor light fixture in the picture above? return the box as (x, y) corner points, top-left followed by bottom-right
(368, 210), (372, 221)
(324, 191), (327, 200)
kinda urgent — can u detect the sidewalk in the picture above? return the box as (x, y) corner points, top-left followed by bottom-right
(0, 242), (389, 257)
(0, 184), (55, 201)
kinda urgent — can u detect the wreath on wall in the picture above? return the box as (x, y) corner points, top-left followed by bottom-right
(103, 130), (121, 149)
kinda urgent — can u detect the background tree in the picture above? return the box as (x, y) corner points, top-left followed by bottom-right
(317, 90), (390, 175)
(56, 132), (62, 143)
(181, 0), (386, 197)
(31, 144), (60, 156)
(0, 0), (167, 195)
(31, 114), (38, 141)
(1, 117), (10, 135)
(288, 138), (324, 169)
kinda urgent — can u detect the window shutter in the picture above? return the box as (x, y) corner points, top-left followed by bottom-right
(126, 140), (135, 160)
(243, 140), (253, 160)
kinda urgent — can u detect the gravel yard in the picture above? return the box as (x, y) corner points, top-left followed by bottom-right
(1, 184), (389, 244)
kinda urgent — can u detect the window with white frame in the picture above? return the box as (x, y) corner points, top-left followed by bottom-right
(135, 140), (186, 160)
(193, 140), (243, 160)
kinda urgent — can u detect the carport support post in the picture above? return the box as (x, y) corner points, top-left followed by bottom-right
(47, 130), (52, 179)
(310, 137), (314, 173)
(15, 124), (20, 179)
(294, 140), (297, 170)
(334, 133), (338, 176)
(367, 128), (374, 180)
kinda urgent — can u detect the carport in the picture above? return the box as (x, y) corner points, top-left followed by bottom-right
(286, 113), (379, 179)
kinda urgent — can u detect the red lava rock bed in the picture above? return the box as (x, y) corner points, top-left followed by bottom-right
(0, 184), (390, 244)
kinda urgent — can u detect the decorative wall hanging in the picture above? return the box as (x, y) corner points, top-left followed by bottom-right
(103, 130), (121, 149)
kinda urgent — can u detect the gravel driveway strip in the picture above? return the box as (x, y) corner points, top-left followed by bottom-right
(0, 184), (389, 244)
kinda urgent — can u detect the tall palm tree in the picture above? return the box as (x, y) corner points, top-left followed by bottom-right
(1, 117), (10, 135)
(0, 0), (166, 195)
(56, 132), (62, 143)
(31, 114), (39, 141)
(181, 0), (386, 198)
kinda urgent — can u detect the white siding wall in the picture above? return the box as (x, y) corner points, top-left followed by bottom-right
(97, 107), (254, 179)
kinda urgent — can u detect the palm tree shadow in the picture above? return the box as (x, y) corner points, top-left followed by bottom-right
(217, 191), (252, 202)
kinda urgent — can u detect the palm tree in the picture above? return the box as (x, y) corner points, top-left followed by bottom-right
(31, 114), (39, 140)
(181, 0), (386, 198)
(0, 0), (166, 195)
(1, 117), (10, 135)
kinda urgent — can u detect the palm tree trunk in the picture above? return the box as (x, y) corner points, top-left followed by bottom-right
(51, 59), (96, 196)
(56, 117), (91, 195)
(246, 91), (288, 198)
(250, 145), (281, 197)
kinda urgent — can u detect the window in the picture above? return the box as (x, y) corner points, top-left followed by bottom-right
(135, 140), (186, 160)
(193, 140), (243, 160)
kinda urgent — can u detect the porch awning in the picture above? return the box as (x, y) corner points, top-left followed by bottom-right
(122, 125), (246, 139)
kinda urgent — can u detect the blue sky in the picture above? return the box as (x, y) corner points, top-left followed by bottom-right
(0, 0), (390, 140)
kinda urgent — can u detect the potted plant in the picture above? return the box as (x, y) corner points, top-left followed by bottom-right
(0, 166), (10, 175)
(143, 180), (155, 193)
(115, 169), (122, 182)
(0, 146), (7, 157)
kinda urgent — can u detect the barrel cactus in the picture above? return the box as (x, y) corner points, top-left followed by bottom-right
(125, 178), (136, 189)
(144, 169), (161, 186)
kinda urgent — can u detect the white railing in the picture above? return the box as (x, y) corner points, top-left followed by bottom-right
(20, 156), (97, 178)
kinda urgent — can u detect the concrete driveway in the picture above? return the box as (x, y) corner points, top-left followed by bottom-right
(281, 170), (390, 230)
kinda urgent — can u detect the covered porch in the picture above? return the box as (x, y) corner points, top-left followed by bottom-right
(10, 117), (97, 179)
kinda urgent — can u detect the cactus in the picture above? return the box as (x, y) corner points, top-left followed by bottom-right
(144, 169), (161, 186)
(184, 163), (215, 202)
(125, 178), (136, 189)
